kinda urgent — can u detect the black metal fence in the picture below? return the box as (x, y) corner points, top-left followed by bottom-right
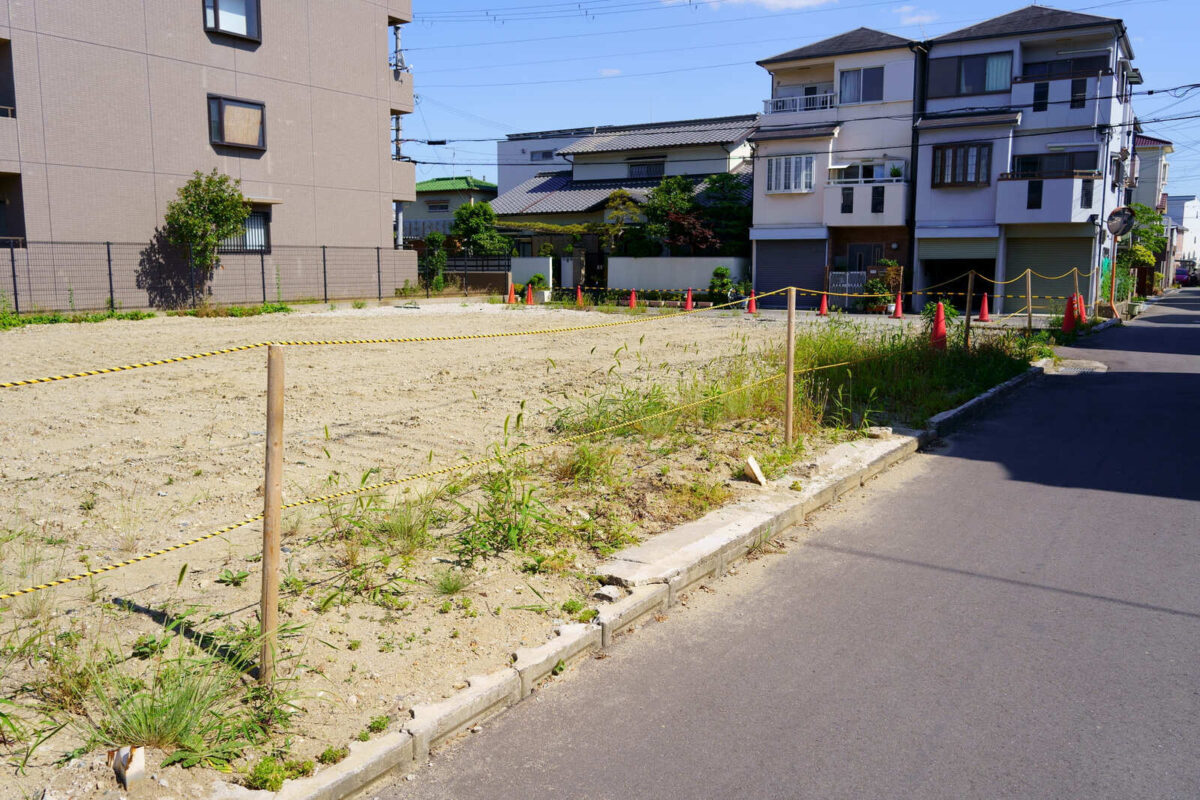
(2, 241), (419, 313)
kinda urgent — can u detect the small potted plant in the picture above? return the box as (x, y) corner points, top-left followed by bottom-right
(889, 165), (904, 179)
(863, 277), (890, 313)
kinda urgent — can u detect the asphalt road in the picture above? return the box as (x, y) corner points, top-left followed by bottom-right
(383, 290), (1200, 800)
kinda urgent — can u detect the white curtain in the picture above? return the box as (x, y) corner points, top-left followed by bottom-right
(985, 54), (1012, 92)
(220, 0), (249, 36)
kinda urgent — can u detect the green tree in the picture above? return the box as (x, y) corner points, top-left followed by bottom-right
(699, 173), (751, 257)
(599, 189), (642, 253)
(642, 176), (696, 249)
(1115, 203), (1166, 270)
(165, 170), (250, 276)
(450, 202), (510, 256)
(420, 231), (448, 292)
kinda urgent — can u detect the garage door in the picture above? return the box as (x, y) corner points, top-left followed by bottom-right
(1006, 238), (1093, 312)
(755, 240), (826, 308)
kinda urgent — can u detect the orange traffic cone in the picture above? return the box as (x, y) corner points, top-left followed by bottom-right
(685, 288), (694, 311)
(1076, 293), (1087, 323)
(1062, 294), (1076, 332)
(628, 289), (637, 309)
(525, 284), (534, 306)
(746, 290), (757, 314)
(817, 294), (829, 316)
(930, 302), (947, 350)
(506, 282), (516, 304)
(890, 293), (903, 319)
(576, 285), (583, 307)
(977, 292), (991, 322)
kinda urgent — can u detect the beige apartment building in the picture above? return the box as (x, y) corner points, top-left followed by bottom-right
(0, 0), (416, 258)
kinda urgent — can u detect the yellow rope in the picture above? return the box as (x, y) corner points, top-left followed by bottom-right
(0, 357), (868, 606)
(0, 290), (785, 390)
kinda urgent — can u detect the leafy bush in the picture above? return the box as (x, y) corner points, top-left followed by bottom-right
(527, 273), (548, 289)
(707, 266), (735, 303)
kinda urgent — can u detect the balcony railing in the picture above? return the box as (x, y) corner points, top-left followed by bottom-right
(827, 176), (906, 185)
(763, 93), (837, 114)
(1013, 69), (1112, 84)
(999, 169), (1102, 180)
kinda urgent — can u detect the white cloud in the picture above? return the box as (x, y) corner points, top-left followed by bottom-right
(599, 68), (622, 77)
(893, 4), (937, 25)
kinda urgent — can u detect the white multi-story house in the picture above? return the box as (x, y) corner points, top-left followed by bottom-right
(913, 6), (1139, 311)
(497, 128), (592, 195)
(750, 29), (916, 306)
(1131, 134), (1173, 290)
(1166, 195), (1199, 266)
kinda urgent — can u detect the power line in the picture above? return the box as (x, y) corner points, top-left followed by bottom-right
(409, 111), (1200, 169)
(399, 82), (1200, 144)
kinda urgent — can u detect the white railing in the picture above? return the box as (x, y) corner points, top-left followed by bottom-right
(826, 176), (906, 185)
(763, 93), (837, 114)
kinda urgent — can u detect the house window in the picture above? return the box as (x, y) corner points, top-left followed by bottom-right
(841, 187), (854, 214)
(1032, 82), (1049, 112)
(426, 201), (450, 213)
(765, 155), (816, 193)
(931, 143), (992, 187)
(1070, 78), (1087, 109)
(871, 185), (885, 213)
(1011, 151), (1098, 178)
(203, 0), (261, 41)
(219, 209), (270, 253)
(208, 95), (265, 149)
(1081, 179), (1094, 208)
(839, 67), (884, 104)
(1022, 55), (1108, 80)
(1111, 156), (1125, 189)
(1027, 180), (1043, 210)
(530, 150), (556, 162)
(928, 52), (1012, 98)
(628, 161), (666, 179)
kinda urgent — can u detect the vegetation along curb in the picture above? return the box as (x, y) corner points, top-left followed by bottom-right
(234, 356), (1064, 800)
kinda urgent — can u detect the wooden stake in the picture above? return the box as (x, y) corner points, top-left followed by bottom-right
(964, 270), (975, 350)
(1025, 269), (1033, 334)
(1073, 268), (1080, 304)
(260, 345), (284, 686)
(785, 287), (796, 447)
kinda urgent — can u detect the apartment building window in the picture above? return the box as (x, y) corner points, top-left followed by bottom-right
(1027, 180), (1043, 210)
(208, 95), (265, 149)
(204, 0), (261, 42)
(1111, 156), (1126, 189)
(391, 113), (404, 160)
(628, 161), (666, 179)
(839, 67), (883, 104)
(1081, 179), (1095, 208)
(871, 185), (885, 213)
(219, 209), (271, 253)
(765, 155), (816, 193)
(931, 143), (992, 187)
(426, 201), (450, 213)
(1032, 82), (1049, 112)
(928, 52), (1012, 98)
(530, 150), (556, 162)
(1070, 78), (1088, 109)
(841, 187), (854, 214)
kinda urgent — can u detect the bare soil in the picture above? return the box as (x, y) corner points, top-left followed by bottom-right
(1, 300), (818, 799)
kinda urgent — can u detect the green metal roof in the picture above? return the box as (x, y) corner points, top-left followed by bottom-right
(415, 176), (497, 193)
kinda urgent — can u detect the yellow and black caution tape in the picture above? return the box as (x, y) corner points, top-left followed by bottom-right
(0, 356), (869, 607)
(1, 290), (786, 390)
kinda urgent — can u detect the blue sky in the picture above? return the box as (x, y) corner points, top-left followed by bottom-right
(404, 0), (1200, 197)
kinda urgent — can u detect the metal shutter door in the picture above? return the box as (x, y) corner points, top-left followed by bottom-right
(917, 238), (998, 259)
(1006, 238), (1092, 312)
(755, 240), (826, 308)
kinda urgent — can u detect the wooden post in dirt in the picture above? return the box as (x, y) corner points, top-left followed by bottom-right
(785, 287), (796, 447)
(1025, 270), (1033, 334)
(260, 345), (284, 686)
(1073, 268), (1080, 305)
(963, 270), (975, 350)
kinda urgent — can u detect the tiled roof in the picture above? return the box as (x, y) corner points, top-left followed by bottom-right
(492, 169), (750, 217)
(555, 115), (757, 155)
(1135, 134), (1172, 149)
(933, 5), (1119, 43)
(415, 176), (497, 193)
(758, 28), (910, 66)
(749, 123), (840, 142)
(915, 110), (1022, 130)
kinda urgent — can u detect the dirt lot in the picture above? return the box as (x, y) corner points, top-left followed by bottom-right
(2, 300), (808, 798)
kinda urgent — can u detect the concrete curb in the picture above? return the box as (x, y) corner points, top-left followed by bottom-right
(247, 360), (1047, 800)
